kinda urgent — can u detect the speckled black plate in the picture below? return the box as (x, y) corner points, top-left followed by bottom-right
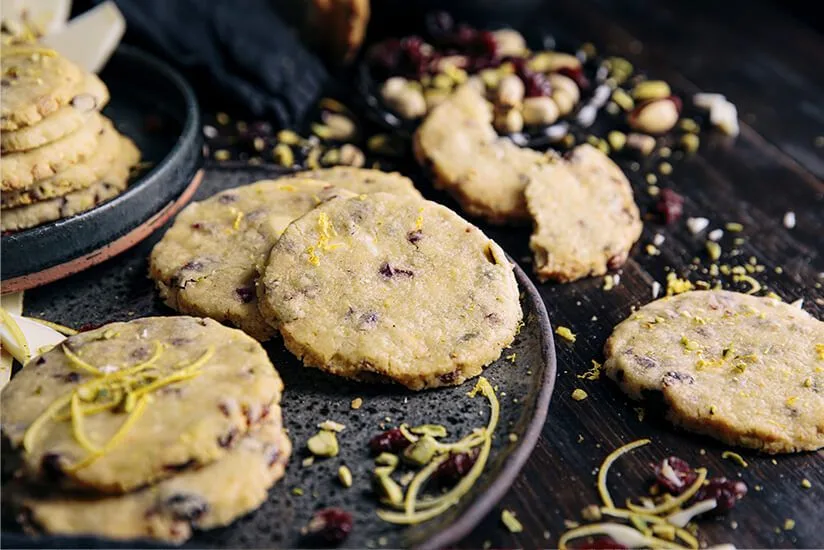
(1, 167), (556, 549)
(0, 45), (202, 291)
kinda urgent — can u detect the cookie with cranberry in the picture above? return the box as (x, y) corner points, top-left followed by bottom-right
(525, 144), (642, 282)
(1, 46), (85, 131)
(257, 192), (522, 390)
(13, 413), (290, 543)
(149, 179), (356, 341)
(604, 290), (824, 454)
(414, 84), (555, 224)
(0, 316), (284, 493)
(288, 166), (422, 198)
(1, 72), (109, 153)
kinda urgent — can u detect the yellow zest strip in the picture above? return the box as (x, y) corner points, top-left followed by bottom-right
(29, 318), (78, 336)
(558, 523), (689, 550)
(0, 306), (31, 365)
(61, 344), (103, 376)
(65, 395), (150, 472)
(1, 45), (58, 58)
(130, 370), (202, 399)
(173, 346), (215, 373)
(23, 394), (73, 452)
(626, 468), (708, 515)
(398, 424), (419, 444)
(597, 439), (651, 509)
(54, 396), (122, 422)
(71, 393), (101, 453)
(403, 454), (450, 515)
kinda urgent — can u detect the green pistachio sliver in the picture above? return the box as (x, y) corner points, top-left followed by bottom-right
(318, 420), (345, 432)
(632, 80), (671, 101)
(501, 509), (523, 533)
(409, 424), (448, 438)
(403, 434), (438, 466)
(375, 471), (404, 505)
(276, 129), (302, 145)
(338, 465), (353, 488)
(611, 88), (634, 111)
(321, 149), (340, 166)
(311, 123), (333, 140)
(307, 430), (339, 457)
(272, 143), (294, 167)
(375, 453), (399, 467)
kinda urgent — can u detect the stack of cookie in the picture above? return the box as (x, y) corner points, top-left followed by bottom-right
(1, 44), (140, 232)
(150, 167), (523, 390)
(1, 316), (291, 542)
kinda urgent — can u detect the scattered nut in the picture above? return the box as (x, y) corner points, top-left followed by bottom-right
(607, 131), (626, 152)
(338, 144), (365, 167)
(529, 51), (581, 73)
(425, 89), (450, 110)
(494, 108), (524, 134)
(480, 68), (501, 90)
(680, 133), (700, 153)
(679, 118), (700, 133)
(551, 88), (576, 116)
(321, 148), (340, 165)
(432, 73), (453, 90)
(381, 76), (407, 102)
(277, 129), (302, 145)
(522, 96), (559, 126)
(338, 465), (353, 488)
(307, 430), (339, 457)
(605, 57), (633, 85)
(385, 87), (427, 119)
(496, 74), (525, 107)
(632, 80), (671, 101)
(273, 144), (294, 167)
(611, 88), (634, 111)
(626, 133), (656, 156)
(367, 134), (404, 156)
(548, 73), (580, 104)
(322, 112), (358, 141)
(465, 75), (485, 94)
(403, 435), (438, 466)
(375, 471), (404, 505)
(435, 55), (469, 72)
(492, 29), (527, 57)
(629, 97), (680, 134)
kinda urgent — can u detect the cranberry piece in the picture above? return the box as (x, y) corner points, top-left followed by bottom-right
(434, 450), (478, 485)
(655, 188), (684, 224)
(303, 508), (353, 545)
(573, 537), (629, 550)
(653, 456), (698, 495)
(558, 66), (590, 90)
(524, 72), (553, 97)
(694, 477), (748, 511)
(478, 30), (499, 57)
(367, 39), (401, 73)
(455, 24), (477, 47)
(369, 428), (411, 454)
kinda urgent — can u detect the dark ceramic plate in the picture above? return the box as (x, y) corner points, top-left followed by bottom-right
(1, 167), (556, 549)
(0, 45), (202, 293)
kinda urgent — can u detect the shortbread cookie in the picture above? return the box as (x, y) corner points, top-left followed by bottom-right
(414, 84), (556, 224)
(0, 134), (138, 231)
(0, 316), (284, 493)
(1, 73), (109, 153)
(14, 414), (291, 543)
(149, 179), (356, 341)
(258, 192), (522, 390)
(289, 166), (422, 198)
(526, 144), (642, 282)
(2, 117), (124, 208)
(1, 46), (85, 131)
(1, 111), (103, 191)
(604, 290), (824, 453)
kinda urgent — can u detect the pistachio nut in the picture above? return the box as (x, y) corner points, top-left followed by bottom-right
(680, 133), (700, 153)
(607, 130), (627, 152)
(551, 88), (576, 116)
(496, 74), (525, 107)
(626, 133), (657, 156)
(273, 143), (294, 167)
(432, 73), (453, 91)
(611, 88), (634, 111)
(493, 108), (524, 134)
(338, 144), (365, 167)
(410, 424), (448, 438)
(628, 96), (681, 134)
(528, 51), (581, 73)
(522, 97), (559, 126)
(435, 55), (469, 72)
(402, 434), (438, 466)
(307, 430), (339, 457)
(322, 112), (358, 141)
(338, 465), (353, 488)
(385, 87), (427, 120)
(632, 80), (671, 101)
(381, 76), (407, 102)
(492, 29), (527, 57)
(548, 73), (579, 104)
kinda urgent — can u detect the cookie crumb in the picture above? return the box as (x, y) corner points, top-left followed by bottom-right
(571, 389), (588, 401)
(555, 326), (576, 343)
(783, 519), (795, 531)
(783, 211), (796, 229)
(687, 217), (710, 234)
(351, 397), (363, 410)
(801, 478), (812, 489)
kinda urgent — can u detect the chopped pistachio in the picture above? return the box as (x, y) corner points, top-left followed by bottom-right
(632, 80), (671, 101)
(784, 519), (796, 531)
(307, 430), (339, 457)
(272, 143), (294, 167)
(351, 397), (363, 409)
(321, 148), (340, 165)
(646, 173), (658, 185)
(375, 471), (404, 505)
(680, 133), (700, 153)
(403, 434), (438, 466)
(611, 88), (634, 111)
(322, 112), (358, 141)
(571, 389), (588, 401)
(320, 97), (347, 113)
(679, 118), (700, 133)
(302, 456), (314, 467)
(338, 465), (353, 488)
(607, 131), (626, 152)
(306, 147), (321, 169)
(318, 420), (345, 433)
(410, 424), (447, 438)
(706, 241), (722, 261)
(501, 509), (523, 533)
(659, 161), (673, 175)
(555, 326), (576, 343)
(375, 453), (399, 467)
(277, 129), (302, 145)
(801, 478), (812, 489)
(367, 134), (403, 157)
(292, 487), (304, 496)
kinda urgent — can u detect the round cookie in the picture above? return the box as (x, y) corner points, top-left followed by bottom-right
(0, 134), (139, 232)
(525, 144), (642, 282)
(1, 46), (85, 131)
(14, 414), (291, 543)
(1, 111), (104, 191)
(414, 83), (555, 224)
(1, 72), (109, 153)
(149, 179), (356, 341)
(604, 290), (824, 454)
(2, 116), (123, 208)
(288, 166), (422, 198)
(0, 316), (284, 493)
(258, 192), (523, 390)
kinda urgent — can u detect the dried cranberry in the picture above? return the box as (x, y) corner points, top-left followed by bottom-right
(78, 322), (104, 332)
(656, 188), (684, 224)
(478, 30), (499, 57)
(303, 508), (353, 545)
(369, 428), (411, 454)
(524, 72), (553, 97)
(434, 449), (478, 485)
(653, 456), (698, 495)
(558, 66), (590, 90)
(694, 477), (747, 511)
(573, 537), (629, 550)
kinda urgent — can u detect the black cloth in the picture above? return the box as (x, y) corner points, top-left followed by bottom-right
(93, 0), (329, 126)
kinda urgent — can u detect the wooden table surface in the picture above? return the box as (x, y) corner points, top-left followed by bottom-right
(196, 0), (823, 547)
